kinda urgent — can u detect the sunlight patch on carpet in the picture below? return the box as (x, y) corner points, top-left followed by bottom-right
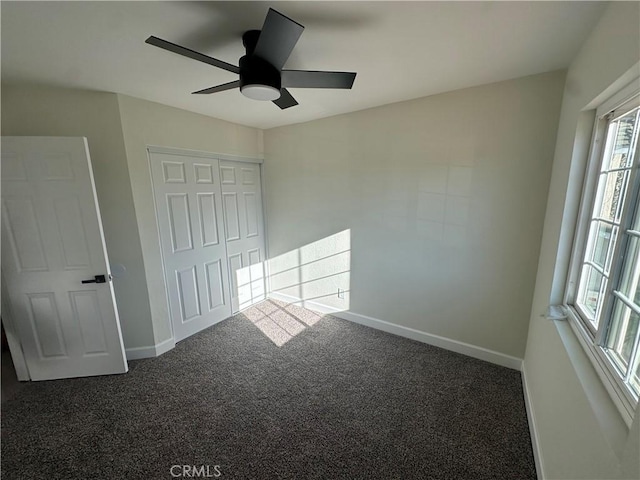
(242, 299), (325, 346)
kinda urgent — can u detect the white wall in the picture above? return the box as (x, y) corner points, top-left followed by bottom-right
(522, 2), (640, 479)
(116, 94), (263, 344)
(264, 70), (565, 360)
(1, 85), (154, 349)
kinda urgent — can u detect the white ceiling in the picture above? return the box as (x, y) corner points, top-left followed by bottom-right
(2, 1), (605, 130)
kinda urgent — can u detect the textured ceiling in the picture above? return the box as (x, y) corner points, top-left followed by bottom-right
(1, 1), (605, 129)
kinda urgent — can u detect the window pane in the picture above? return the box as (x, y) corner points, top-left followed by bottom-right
(619, 236), (640, 305)
(577, 264), (604, 323)
(613, 111), (637, 168)
(594, 170), (629, 223)
(587, 221), (616, 272)
(605, 299), (640, 373)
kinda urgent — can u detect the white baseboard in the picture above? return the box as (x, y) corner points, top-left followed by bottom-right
(125, 337), (175, 361)
(522, 365), (544, 479)
(125, 345), (157, 361)
(268, 292), (523, 370)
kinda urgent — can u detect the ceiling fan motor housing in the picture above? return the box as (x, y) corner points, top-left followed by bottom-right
(239, 54), (281, 92)
(239, 29), (281, 100)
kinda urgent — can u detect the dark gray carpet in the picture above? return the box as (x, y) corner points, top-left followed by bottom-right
(1, 299), (536, 479)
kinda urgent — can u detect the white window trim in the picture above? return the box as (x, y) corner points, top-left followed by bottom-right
(563, 78), (640, 428)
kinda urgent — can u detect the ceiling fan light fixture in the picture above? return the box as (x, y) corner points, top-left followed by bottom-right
(241, 84), (281, 101)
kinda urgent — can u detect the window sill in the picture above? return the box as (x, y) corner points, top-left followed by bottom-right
(554, 308), (634, 458)
(564, 306), (636, 425)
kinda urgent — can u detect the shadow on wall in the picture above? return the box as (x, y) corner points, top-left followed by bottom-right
(239, 229), (351, 346)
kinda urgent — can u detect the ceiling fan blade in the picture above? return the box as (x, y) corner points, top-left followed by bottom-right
(253, 9), (304, 70)
(273, 88), (298, 109)
(146, 36), (239, 74)
(192, 80), (240, 95)
(282, 70), (356, 89)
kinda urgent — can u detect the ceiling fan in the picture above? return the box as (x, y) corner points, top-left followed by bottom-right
(146, 8), (357, 109)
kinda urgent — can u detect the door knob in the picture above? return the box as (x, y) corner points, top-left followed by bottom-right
(81, 274), (107, 284)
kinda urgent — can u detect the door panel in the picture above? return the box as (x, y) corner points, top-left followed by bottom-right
(150, 152), (231, 342)
(2, 197), (48, 271)
(222, 193), (241, 241)
(54, 197), (92, 268)
(167, 193), (193, 252)
(1, 137), (128, 380)
(244, 193), (259, 237)
(219, 161), (266, 313)
(27, 292), (67, 357)
(70, 290), (108, 354)
(198, 193), (220, 246)
(205, 260), (225, 309)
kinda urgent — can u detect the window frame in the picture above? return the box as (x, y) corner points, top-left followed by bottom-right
(564, 79), (640, 427)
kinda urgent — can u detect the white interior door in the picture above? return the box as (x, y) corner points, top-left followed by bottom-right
(220, 161), (266, 313)
(1, 137), (128, 380)
(150, 152), (231, 342)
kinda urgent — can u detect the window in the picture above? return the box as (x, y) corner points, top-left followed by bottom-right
(566, 84), (640, 420)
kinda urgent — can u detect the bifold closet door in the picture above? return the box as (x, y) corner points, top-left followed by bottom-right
(150, 153), (231, 342)
(219, 161), (266, 313)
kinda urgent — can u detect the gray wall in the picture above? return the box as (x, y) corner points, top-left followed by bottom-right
(523, 2), (640, 479)
(263, 71), (565, 359)
(1, 85), (154, 349)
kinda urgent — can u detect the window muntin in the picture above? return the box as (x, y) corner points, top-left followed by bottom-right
(570, 95), (640, 403)
(606, 298), (639, 372)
